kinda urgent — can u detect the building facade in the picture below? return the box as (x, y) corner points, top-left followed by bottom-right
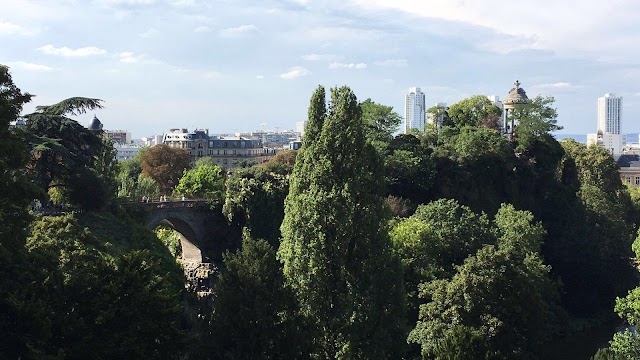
(598, 93), (622, 134)
(618, 154), (640, 186)
(404, 87), (426, 133)
(587, 131), (623, 155)
(105, 130), (132, 145)
(162, 128), (275, 169)
(114, 143), (144, 161)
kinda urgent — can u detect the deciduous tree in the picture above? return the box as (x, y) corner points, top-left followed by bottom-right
(174, 161), (224, 202)
(207, 234), (309, 359)
(448, 95), (502, 130)
(140, 144), (190, 194)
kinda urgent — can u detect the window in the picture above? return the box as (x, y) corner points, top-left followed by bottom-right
(636, 177), (640, 186)
(627, 176), (632, 183)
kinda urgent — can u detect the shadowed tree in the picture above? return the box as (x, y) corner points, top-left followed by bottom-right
(23, 97), (117, 209)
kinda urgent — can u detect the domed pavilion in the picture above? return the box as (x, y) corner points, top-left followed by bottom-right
(503, 80), (530, 141)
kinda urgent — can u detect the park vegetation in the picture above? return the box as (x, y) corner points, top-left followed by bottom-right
(1, 63), (640, 359)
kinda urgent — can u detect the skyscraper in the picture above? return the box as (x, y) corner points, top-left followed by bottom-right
(598, 93), (622, 134)
(588, 93), (624, 155)
(404, 87), (426, 133)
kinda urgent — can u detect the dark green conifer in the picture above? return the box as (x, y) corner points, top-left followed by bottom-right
(279, 86), (406, 359)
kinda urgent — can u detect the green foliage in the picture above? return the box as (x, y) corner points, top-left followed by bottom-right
(140, 144), (191, 194)
(411, 199), (494, 273)
(591, 347), (626, 360)
(512, 96), (562, 153)
(409, 244), (555, 359)
(116, 158), (142, 198)
(426, 103), (450, 128)
(24, 213), (185, 359)
(262, 149), (297, 174)
(453, 126), (512, 163)
(390, 217), (440, 317)
(279, 86), (406, 358)
(207, 234), (310, 359)
(448, 95), (502, 130)
(360, 98), (402, 154)
(23, 98), (117, 210)
(174, 162), (224, 202)
(608, 232), (640, 358)
(156, 226), (182, 258)
(385, 133), (436, 203)
(0, 65), (34, 254)
(137, 173), (160, 200)
(0, 64), (46, 360)
(557, 140), (636, 313)
(428, 127), (518, 215)
(494, 203), (546, 254)
(35, 96), (103, 116)
(223, 166), (289, 246)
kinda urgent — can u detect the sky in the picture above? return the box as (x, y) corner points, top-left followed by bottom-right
(2, 0), (640, 138)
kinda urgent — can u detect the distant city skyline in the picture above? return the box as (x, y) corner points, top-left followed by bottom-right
(2, 0), (640, 138)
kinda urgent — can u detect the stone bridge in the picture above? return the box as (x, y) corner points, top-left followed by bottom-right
(127, 200), (241, 265)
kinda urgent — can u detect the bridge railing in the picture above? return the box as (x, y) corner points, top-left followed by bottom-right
(117, 196), (213, 208)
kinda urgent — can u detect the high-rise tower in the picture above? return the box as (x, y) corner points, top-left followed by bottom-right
(588, 93), (624, 155)
(404, 87), (426, 133)
(598, 93), (622, 134)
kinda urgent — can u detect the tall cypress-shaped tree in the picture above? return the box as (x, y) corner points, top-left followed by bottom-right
(279, 86), (406, 359)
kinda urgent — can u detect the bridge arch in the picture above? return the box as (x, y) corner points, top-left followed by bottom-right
(155, 217), (202, 263)
(139, 201), (242, 265)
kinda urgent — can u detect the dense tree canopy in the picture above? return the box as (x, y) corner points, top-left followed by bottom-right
(360, 98), (402, 154)
(448, 95), (502, 130)
(279, 86), (406, 358)
(140, 144), (190, 194)
(23, 97), (117, 210)
(174, 161), (224, 202)
(1, 65), (639, 360)
(512, 96), (562, 153)
(207, 235), (309, 359)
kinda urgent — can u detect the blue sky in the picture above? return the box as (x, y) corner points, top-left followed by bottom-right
(2, 0), (639, 138)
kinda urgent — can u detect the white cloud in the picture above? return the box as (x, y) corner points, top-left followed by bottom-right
(99, 0), (155, 6)
(38, 44), (107, 57)
(531, 82), (582, 91)
(194, 25), (211, 33)
(119, 51), (145, 63)
(374, 59), (408, 67)
(170, 0), (195, 6)
(309, 26), (382, 42)
(302, 53), (339, 61)
(256, 75), (265, 80)
(348, 0), (640, 57)
(5, 61), (53, 72)
(204, 71), (223, 79)
(0, 21), (35, 35)
(280, 66), (310, 80)
(139, 27), (159, 38)
(329, 62), (367, 70)
(220, 24), (258, 37)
